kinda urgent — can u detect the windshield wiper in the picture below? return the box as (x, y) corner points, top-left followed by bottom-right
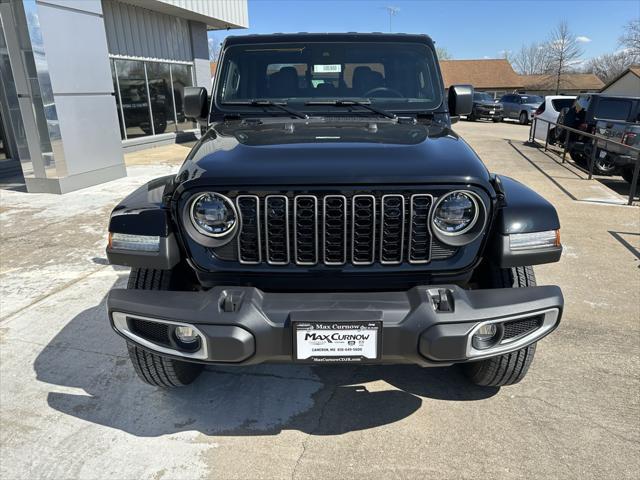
(222, 99), (308, 119)
(304, 99), (397, 120)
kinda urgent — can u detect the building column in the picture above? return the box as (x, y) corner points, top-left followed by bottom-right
(3, 0), (125, 194)
(189, 21), (212, 94)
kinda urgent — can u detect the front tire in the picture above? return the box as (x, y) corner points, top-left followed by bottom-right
(519, 111), (529, 125)
(126, 268), (203, 388)
(462, 266), (538, 387)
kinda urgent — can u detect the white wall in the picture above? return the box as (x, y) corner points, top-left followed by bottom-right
(602, 72), (640, 97)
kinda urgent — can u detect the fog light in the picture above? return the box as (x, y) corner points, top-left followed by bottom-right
(175, 326), (199, 344)
(472, 323), (502, 350)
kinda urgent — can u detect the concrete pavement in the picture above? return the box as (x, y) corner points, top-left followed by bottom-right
(0, 122), (638, 480)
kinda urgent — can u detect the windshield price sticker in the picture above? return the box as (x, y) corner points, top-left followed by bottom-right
(294, 321), (381, 362)
(313, 64), (342, 73)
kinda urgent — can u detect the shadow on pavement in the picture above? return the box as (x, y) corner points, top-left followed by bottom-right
(34, 280), (498, 437)
(597, 177), (639, 201)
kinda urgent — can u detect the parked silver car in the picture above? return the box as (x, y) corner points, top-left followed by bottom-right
(499, 93), (543, 125)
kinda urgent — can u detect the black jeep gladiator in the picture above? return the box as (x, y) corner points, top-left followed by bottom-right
(106, 33), (564, 388)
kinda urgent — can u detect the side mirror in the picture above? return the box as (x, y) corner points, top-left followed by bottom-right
(448, 84), (473, 117)
(184, 86), (208, 121)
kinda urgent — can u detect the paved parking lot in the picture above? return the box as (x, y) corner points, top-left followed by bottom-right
(1, 121), (638, 480)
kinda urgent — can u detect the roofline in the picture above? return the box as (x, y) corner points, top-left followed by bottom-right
(600, 65), (640, 92)
(119, 0), (248, 30)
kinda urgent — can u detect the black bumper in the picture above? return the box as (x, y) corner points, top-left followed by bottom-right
(107, 284), (563, 367)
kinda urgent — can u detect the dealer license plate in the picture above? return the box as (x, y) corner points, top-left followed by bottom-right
(294, 321), (381, 362)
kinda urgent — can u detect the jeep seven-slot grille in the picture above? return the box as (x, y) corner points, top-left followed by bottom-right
(231, 193), (452, 266)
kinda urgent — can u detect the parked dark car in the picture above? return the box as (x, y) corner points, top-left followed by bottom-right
(557, 93), (640, 176)
(500, 93), (543, 125)
(467, 92), (503, 122)
(105, 33), (563, 389)
(594, 120), (640, 183)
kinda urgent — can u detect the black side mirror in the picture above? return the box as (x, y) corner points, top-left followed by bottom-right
(184, 86), (208, 121)
(448, 84), (474, 117)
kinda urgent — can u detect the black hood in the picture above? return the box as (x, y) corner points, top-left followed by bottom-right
(177, 119), (491, 189)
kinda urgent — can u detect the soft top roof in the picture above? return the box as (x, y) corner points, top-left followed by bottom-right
(222, 32), (434, 48)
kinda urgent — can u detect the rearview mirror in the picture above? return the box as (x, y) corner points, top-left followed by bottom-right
(184, 86), (208, 121)
(448, 84), (473, 117)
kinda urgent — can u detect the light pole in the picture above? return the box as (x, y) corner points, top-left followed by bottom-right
(384, 6), (399, 33)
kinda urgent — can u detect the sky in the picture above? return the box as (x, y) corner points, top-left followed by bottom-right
(208, 0), (639, 62)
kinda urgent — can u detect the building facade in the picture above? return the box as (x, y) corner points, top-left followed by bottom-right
(520, 73), (604, 96)
(0, 0), (248, 193)
(600, 66), (640, 96)
(440, 59), (524, 99)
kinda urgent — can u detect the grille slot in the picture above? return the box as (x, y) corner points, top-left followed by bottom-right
(503, 316), (543, 340)
(294, 195), (318, 265)
(380, 194), (405, 264)
(265, 195), (290, 265)
(409, 194), (433, 263)
(323, 195), (347, 265)
(236, 195), (261, 264)
(129, 318), (170, 346)
(352, 194), (376, 265)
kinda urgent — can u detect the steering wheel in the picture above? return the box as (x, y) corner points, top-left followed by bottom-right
(363, 87), (404, 98)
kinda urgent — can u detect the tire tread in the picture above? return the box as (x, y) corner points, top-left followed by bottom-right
(463, 266), (538, 387)
(125, 268), (202, 388)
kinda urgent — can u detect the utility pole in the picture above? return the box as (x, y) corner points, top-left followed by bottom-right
(384, 6), (400, 33)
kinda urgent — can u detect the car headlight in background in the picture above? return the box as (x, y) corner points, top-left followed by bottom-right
(190, 192), (237, 238)
(432, 191), (479, 235)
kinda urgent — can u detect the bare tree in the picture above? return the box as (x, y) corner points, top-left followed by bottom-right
(499, 49), (512, 62)
(208, 34), (220, 61)
(546, 21), (584, 94)
(436, 46), (452, 60)
(512, 42), (552, 75)
(585, 51), (636, 83)
(619, 18), (640, 62)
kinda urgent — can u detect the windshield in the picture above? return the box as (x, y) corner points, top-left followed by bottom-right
(215, 41), (443, 114)
(521, 95), (543, 105)
(473, 92), (494, 102)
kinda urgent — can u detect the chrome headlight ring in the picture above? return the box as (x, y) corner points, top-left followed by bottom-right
(431, 190), (487, 247)
(183, 192), (240, 247)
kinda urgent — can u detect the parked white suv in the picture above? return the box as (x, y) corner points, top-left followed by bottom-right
(532, 95), (576, 142)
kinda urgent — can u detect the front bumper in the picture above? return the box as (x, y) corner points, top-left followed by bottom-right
(474, 108), (502, 119)
(107, 285), (563, 367)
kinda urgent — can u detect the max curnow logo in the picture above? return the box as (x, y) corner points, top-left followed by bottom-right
(304, 332), (370, 343)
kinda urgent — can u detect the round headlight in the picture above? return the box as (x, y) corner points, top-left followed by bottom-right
(190, 193), (237, 237)
(433, 191), (479, 235)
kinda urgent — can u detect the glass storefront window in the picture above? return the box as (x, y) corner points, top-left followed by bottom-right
(146, 62), (176, 135)
(171, 64), (196, 131)
(115, 59), (152, 139)
(110, 59), (196, 139)
(111, 60), (125, 139)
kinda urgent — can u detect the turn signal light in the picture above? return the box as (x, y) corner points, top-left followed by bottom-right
(108, 232), (160, 252)
(509, 230), (560, 251)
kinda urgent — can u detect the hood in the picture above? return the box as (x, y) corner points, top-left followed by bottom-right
(177, 119), (491, 189)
